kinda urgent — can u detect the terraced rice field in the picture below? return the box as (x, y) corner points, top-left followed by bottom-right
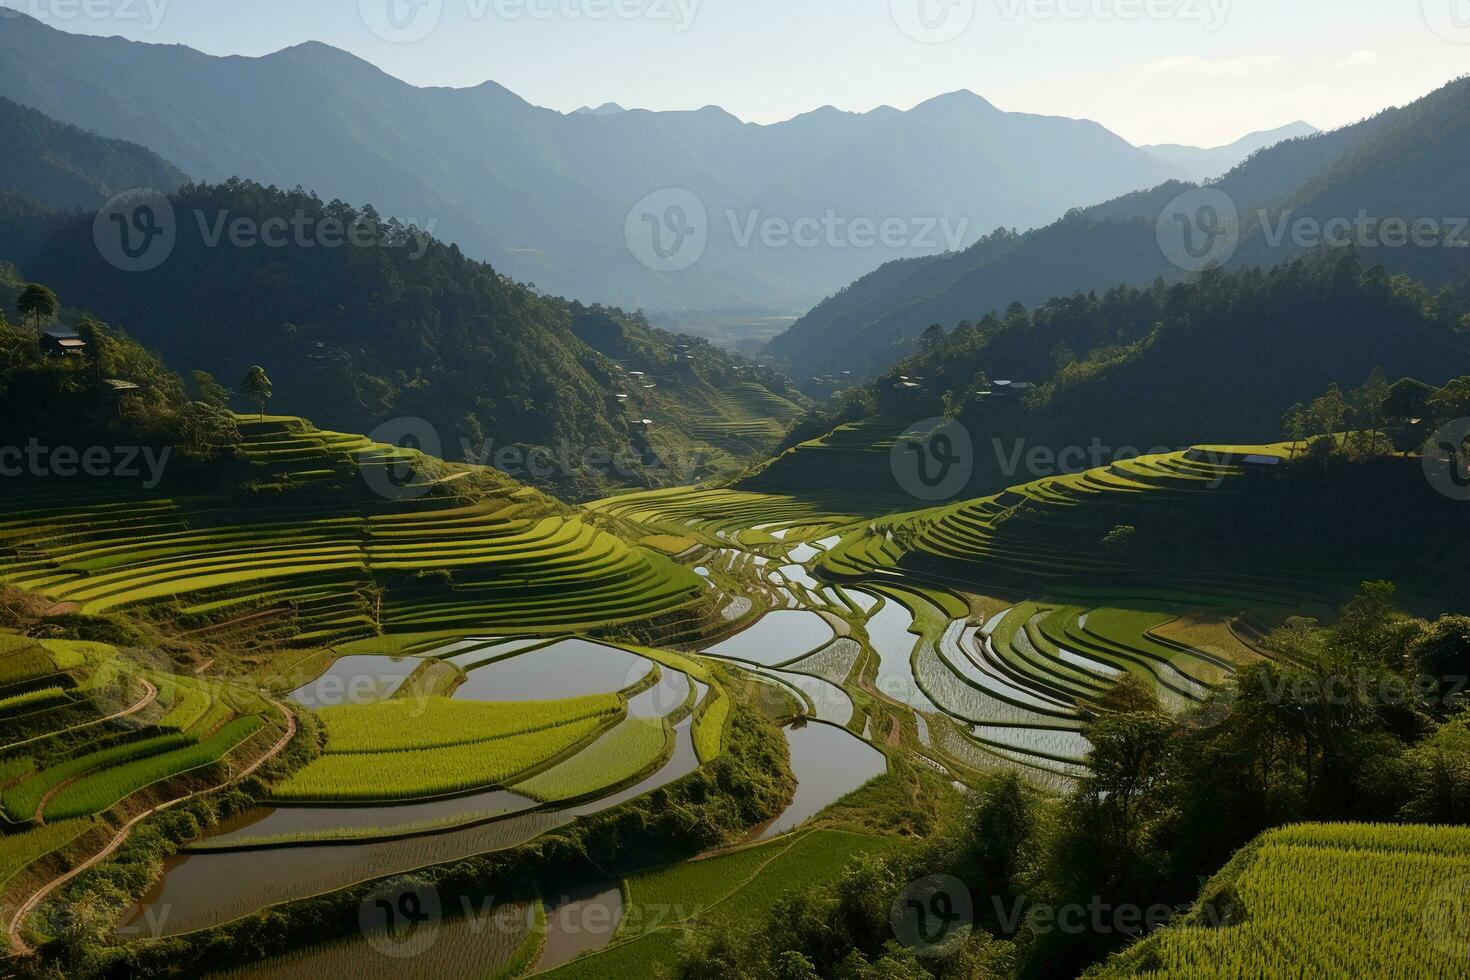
(313, 695), (624, 754)
(594, 467), (1255, 791)
(269, 644), (675, 805)
(1101, 823), (1470, 978)
(111, 638), (718, 941)
(3, 422), (1348, 974)
(207, 898), (543, 980)
(0, 417), (704, 647)
(512, 716), (672, 803)
(0, 633), (283, 915)
(121, 714), (708, 938)
(542, 829), (910, 978)
(820, 445), (1360, 606)
(588, 487), (858, 551)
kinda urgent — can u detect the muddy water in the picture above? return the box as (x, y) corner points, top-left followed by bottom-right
(704, 610), (834, 667)
(200, 789), (539, 846)
(120, 719), (700, 939)
(288, 656), (422, 708)
(861, 596), (941, 713)
(756, 722), (887, 840)
(533, 882), (625, 973)
(452, 640), (652, 702)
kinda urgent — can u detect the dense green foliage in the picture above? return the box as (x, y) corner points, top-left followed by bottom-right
(751, 252), (1470, 513)
(0, 273), (238, 457)
(9, 180), (803, 498)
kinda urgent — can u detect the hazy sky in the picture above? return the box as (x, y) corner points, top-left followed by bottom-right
(6, 0), (1468, 145)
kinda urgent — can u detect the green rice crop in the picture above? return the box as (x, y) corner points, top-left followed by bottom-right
(1, 731), (196, 821)
(538, 928), (683, 979)
(272, 715), (615, 802)
(204, 899), (541, 980)
(618, 837), (792, 939)
(697, 830), (909, 929)
(158, 680), (216, 732)
(1101, 822), (1470, 978)
(0, 686), (67, 716)
(0, 819), (94, 887)
(0, 753), (34, 784)
(513, 717), (671, 803)
(545, 831), (908, 978)
(0, 644), (56, 685)
(693, 690), (729, 763)
(317, 695), (623, 754)
(43, 717), (267, 820)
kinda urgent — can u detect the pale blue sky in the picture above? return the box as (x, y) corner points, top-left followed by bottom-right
(6, 0), (1468, 145)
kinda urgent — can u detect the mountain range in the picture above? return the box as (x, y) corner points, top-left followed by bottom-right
(768, 76), (1470, 380)
(1, 12), (1258, 318)
(0, 113), (807, 501)
(1140, 120), (1319, 182)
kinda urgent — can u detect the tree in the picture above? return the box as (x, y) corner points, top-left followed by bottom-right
(190, 370), (229, 409)
(1409, 616), (1470, 696)
(1308, 384), (1348, 442)
(240, 365), (273, 420)
(1383, 378), (1434, 425)
(971, 772), (1033, 901)
(1429, 377), (1470, 428)
(74, 316), (104, 381)
(1282, 403), (1308, 458)
(1350, 368), (1389, 455)
(919, 323), (946, 354)
(16, 283), (58, 334)
(1081, 676), (1173, 853)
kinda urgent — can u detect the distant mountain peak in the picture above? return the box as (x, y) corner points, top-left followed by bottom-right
(573, 102), (627, 116)
(1141, 120), (1324, 182)
(913, 89), (1000, 113)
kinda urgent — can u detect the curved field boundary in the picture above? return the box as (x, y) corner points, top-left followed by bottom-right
(1, 677), (158, 754)
(6, 696), (297, 956)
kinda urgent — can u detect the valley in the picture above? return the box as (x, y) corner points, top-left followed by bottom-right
(1, 8), (1469, 978)
(4, 391), (1465, 976)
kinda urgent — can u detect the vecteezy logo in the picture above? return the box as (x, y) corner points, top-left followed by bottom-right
(93, 189), (176, 273)
(85, 646), (175, 728)
(891, 874), (973, 958)
(360, 878), (442, 958)
(1156, 187), (1240, 273)
(891, 0), (976, 43)
(1424, 0), (1470, 43)
(625, 188), (708, 273)
(891, 417), (974, 502)
(360, 0), (443, 43)
(362, 417), (442, 501)
(1422, 874), (1470, 958)
(1424, 419), (1470, 501)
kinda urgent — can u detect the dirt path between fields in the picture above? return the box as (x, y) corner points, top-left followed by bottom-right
(5, 678), (158, 758)
(6, 696), (297, 956)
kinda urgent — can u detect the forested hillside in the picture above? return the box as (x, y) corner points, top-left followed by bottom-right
(769, 77), (1467, 380)
(0, 96), (186, 211)
(1, 181), (805, 499)
(745, 253), (1470, 513)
